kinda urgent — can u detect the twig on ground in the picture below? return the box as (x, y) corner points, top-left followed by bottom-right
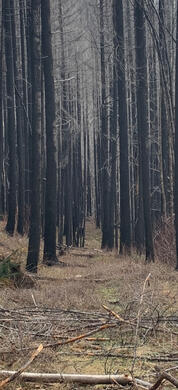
(31, 292), (37, 307)
(0, 344), (43, 388)
(53, 335), (109, 341)
(150, 371), (178, 389)
(165, 365), (178, 372)
(43, 323), (115, 348)
(102, 304), (135, 326)
(131, 273), (151, 374)
(42, 350), (178, 362)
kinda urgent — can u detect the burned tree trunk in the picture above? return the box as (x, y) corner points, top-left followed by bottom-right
(42, 0), (58, 265)
(26, 0), (41, 273)
(3, 0), (17, 235)
(174, 0), (178, 271)
(113, 0), (131, 254)
(134, 0), (154, 262)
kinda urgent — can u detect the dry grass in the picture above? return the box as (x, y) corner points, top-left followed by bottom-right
(0, 219), (178, 389)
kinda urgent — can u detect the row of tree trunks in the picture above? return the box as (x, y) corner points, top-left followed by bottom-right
(1, 0), (178, 269)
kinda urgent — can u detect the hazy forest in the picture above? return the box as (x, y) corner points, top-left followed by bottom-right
(0, 0), (178, 389)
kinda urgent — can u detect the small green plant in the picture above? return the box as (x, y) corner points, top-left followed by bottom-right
(0, 251), (20, 280)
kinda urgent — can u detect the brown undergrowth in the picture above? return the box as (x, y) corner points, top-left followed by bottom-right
(154, 217), (176, 266)
(0, 219), (177, 389)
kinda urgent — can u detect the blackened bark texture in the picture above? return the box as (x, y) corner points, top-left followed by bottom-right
(73, 140), (79, 245)
(0, 7), (3, 219)
(72, 74), (84, 247)
(83, 103), (87, 246)
(25, 0), (32, 223)
(134, 0), (154, 262)
(93, 126), (100, 228)
(26, 0), (41, 273)
(84, 90), (91, 220)
(42, 0), (58, 265)
(100, 0), (109, 249)
(87, 129), (92, 217)
(108, 65), (117, 249)
(58, 0), (65, 247)
(159, 0), (170, 218)
(57, 122), (63, 246)
(149, 45), (160, 224)
(113, 0), (131, 254)
(10, 0), (25, 235)
(64, 81), (73, 248)
(41, 73), (46, 238)
(65, 141), (73, 247)
(135, 162), (145, 253)
(125, 0), (135, 241)
(75, 72), (85, 247)
(58, 0), (73, 248)
(174, 0), (178, 270)
(93, 77), (101, 228)
(3, 0), (17, 235)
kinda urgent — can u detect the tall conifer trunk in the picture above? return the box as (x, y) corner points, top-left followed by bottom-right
(26, 0), (41, 273)
(0, 5), (3, 220)
(134, 0), (154, 262)
(113, 0), (131, 254)
(42, 0), (58, 265)
(10, 0), (25, 235)
(99, 0), (109, 249)
(174, 0), (178, 270)
(3, 0), (17, 235)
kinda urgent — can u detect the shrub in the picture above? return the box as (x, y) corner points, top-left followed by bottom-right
(154, 218), (176, 265)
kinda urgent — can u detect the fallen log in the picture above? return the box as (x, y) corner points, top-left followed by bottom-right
(0, 371), (151, 387)
(71, 252), (95, 258)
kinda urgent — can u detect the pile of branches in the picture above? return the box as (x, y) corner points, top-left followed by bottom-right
(0, 304), (177, 356)
(0, 273), (177, 390)
(0, 315), (177, 389)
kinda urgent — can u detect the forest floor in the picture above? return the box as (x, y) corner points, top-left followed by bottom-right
(0, 219), (178, 390)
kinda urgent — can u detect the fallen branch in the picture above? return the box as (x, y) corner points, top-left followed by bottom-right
(102, 304), (135, 326)
(44, 350), (178, 362)
(0, 371), (151, 387)
(1, 349), (178, 363)
(102, 305), (178, 335)
(150, 371), (178, 390)
(53, 335), (109, 342)
(0, 344), (43, 388)
(131, 273), (151, 374)
(43, 323), (115, 348)
(71, 252), (95, 258)
(0, 323), (115, 353)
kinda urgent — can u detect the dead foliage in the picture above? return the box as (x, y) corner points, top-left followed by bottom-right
(154, 217), (176, 266)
